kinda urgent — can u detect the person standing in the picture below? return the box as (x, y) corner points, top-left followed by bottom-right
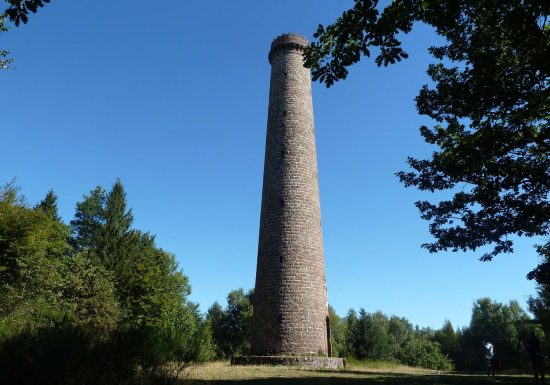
(483, 336), (496, 377)
(526, 330), (545, 384)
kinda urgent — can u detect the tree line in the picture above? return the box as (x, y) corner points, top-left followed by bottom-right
(332, 298), (542, 371)
(0, 180), (215, 385)
(206, 289), (543, 372)
(0, 180), (546, 383)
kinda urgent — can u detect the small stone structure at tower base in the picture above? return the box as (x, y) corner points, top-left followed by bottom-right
(232, 355), (345, 368)
(234, 33), (344, 369)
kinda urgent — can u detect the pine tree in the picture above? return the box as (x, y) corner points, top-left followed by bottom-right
(71, 186), (105, 252)
(35, 190), (60, 221)
(207, 301), (227, 358)
(95, 180), (134, 272)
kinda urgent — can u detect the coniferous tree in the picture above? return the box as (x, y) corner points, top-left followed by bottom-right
(96, 180), (134, 272)
(389, 315), (415, 360)
(71, 186), (105, 252)
(0, 180), (212, 383)
(434, 320), (460, 362)
(328, 305), (346, 357)
(358, 310), (394, 361)
(206, 289), (253, 358)
(344, 309), (359, 357)
(206, 302), (226, 358)
(35, 190), (60, 221)
(225, 288), (253, 356)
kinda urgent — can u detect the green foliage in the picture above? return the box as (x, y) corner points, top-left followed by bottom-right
(71, 180), (194, 334)
(328, 305), (346, 357)
(529, 281), (550, 355)
(432, 298), (536, 371)
(304, 0), (412, 87)
(206, 301), (226, 358)
(399, 336), (453, 371)
(337, 308), (452, 370)
(354, 310), (395, 361)
(58, 253), (120, 339)
(95, 180), (134, 271)
(306, 0), (549, 269)
(528, 245), (550, 352)
(204, 288), (534, 372)
(467, 298), (531, 370)
(0, 182), (70, 327)
(342, 309), (359, 357)
(35, 189), (61, 221)
(0, 323), (214, 385)
(434, 320), (460, 363)
(70, 186), (105, 252)
(207, 288), (254, 358)
(335, 300), (534, 371)
(0, 180), (209, 384)
(307, 0), (549, 356)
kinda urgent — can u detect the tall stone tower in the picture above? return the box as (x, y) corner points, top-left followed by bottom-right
(249, 33), (336, 362)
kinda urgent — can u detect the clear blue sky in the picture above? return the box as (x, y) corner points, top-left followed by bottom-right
(1, 0), (540, 329)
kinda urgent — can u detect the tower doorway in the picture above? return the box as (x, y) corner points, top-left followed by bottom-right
(326, 316), (332, 357)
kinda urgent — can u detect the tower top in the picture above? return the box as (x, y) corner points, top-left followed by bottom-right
(268, 33), (309, 64)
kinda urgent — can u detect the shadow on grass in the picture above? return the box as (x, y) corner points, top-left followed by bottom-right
(171, 373), (535, 385)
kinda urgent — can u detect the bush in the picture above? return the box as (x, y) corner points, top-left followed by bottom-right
(398, 337), (454, 371)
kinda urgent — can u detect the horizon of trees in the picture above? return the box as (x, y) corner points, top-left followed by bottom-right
(0, 179), (546, 383)
(0, 180), (215, 385)
(209, 287), (542, 371)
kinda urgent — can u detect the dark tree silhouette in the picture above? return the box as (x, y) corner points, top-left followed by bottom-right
(3, 0), (50, 26)
(304, 0), (549, 279)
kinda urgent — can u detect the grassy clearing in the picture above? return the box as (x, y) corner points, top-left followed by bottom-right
(179, 361), (537, 385)
(344, 358), (436, 374)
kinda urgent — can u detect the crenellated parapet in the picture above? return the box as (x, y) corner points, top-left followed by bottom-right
(268, 33), (309, 64)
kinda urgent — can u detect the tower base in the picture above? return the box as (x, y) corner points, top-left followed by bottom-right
(232, 355), (345, 368)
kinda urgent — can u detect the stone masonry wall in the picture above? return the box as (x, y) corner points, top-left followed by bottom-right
(251, 34), (329, 356)
(233, 356), (345, 369)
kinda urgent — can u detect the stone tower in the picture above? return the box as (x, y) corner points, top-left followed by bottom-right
(251, 33), (332, 358)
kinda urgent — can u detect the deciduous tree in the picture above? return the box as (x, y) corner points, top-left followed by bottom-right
(304, 0), (549, 284)
(1, 0), (51, 68)
(206, 288), (254, 358)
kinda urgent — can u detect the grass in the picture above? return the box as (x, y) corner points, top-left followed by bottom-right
(175, 361), (539, 385)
